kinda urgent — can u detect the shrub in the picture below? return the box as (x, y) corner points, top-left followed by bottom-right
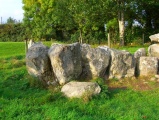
(0, 23), (26, 42)
(92, 78), (110, 99)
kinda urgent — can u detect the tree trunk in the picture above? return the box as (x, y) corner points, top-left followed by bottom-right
(142, 33), (144, 45)
(118, 0), (125, 46)
(25, 39), (28, 55)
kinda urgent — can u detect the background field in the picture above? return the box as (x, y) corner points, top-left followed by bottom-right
(0, 42), (159, 120)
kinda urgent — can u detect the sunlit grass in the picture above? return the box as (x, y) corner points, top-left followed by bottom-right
(0, 42), (25, 58)
(1, 42), (159, 120)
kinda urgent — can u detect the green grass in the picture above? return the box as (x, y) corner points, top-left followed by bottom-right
(0, 41), (59, 59)
(118, 46), (148, 54)
(0, 42), (25, 58)
(1, 42), (159, 120)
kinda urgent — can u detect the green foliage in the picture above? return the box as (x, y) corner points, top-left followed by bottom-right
(22, 0), (57, 40)
(0, 23), (26, 42)
(92, 78), (110, 99)
(22, 0), (113, 43)
(7, 17), (17, 24)
(1, 0), (157, 44)
(107, 18), (118, 31)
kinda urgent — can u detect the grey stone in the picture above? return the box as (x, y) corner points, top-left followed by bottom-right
(81, 44), (110, 79)
(149, 33), (159, 43)
(48, 43), (82, 85)
(109, 49), (135, 79)
(155, 74), (159, 79)
(26, 43), (55, 86)
(150, 77), (156, 81)
(61, 81), (101, 98)
(28, 39), (35, 48)
(134, 48), (147, 59)
(134, 48), (147, 76)
(138, 57), (158, 76)
(148, 44), (159, 59)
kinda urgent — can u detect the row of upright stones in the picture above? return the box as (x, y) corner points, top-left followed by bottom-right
(26, 34), (159, 87)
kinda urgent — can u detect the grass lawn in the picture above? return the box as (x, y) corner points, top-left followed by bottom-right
(1, 42), (159, 120)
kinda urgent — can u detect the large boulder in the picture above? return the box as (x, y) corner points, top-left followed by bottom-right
(134, 48), (147, 59)
(48, 43), (82, 85)
(149, 33), (159, 43)
(81, 44), (110, 79)
(26, 43), (55, 86)
(138, 57), (158, 76)
(109, 49), (135, 79)
(61, 81), (101, 98)
(148, 44), (159, 59)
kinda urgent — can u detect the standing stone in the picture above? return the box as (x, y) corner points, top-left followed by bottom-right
(61, 81), (101, 98)
(109, 49), (135, 79)
(149, 33), (159, 43)
(81, 44), (110, 79)
(48, 43), (82, 85)
(28, 39), (35, 48)
(26, 43), (55, 86)
(148, 44), (159, 59)
(138, 57), (158, 76)
(134, 48), (147, 59)
(134, 48), (147, 76)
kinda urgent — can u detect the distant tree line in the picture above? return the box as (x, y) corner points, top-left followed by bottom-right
(0, 0), (159, 45)
(0, 17), (25, 42)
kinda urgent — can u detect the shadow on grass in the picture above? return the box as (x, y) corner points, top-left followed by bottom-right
(108, 86), (128, 98)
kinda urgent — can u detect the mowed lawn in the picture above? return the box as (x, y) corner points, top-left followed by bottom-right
(0, 42), (25, 57)
(0, 41), (53, 57)
(1, 42), (159, 120)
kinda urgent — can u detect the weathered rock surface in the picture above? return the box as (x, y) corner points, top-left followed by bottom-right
(134, 48), (147, 59)
(81, 44), (110, 79)
(48, 43), (82, 85)
(28, 39), (35, 48)
(61, 81), (101, 98)
(155, 74), (159, 79)
(26, 42), (159, 88)
(26, 43), (55, 86)
(138, 57), (158, 76)
(109, 49), (135, 79)
(149, 33), (159, 43)
(148, 44), (159, 59)
(134, 48), (147, 76)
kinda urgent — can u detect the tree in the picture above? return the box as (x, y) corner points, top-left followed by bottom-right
(117, 0), (125, 46)
(68, 0), (113, 43)
(22, 0), (56, 40)
(7, 17), (16, 24)
(136, 0), (159, 32)
(22, 0), (159, 44)
(126, 0), (159, 42)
